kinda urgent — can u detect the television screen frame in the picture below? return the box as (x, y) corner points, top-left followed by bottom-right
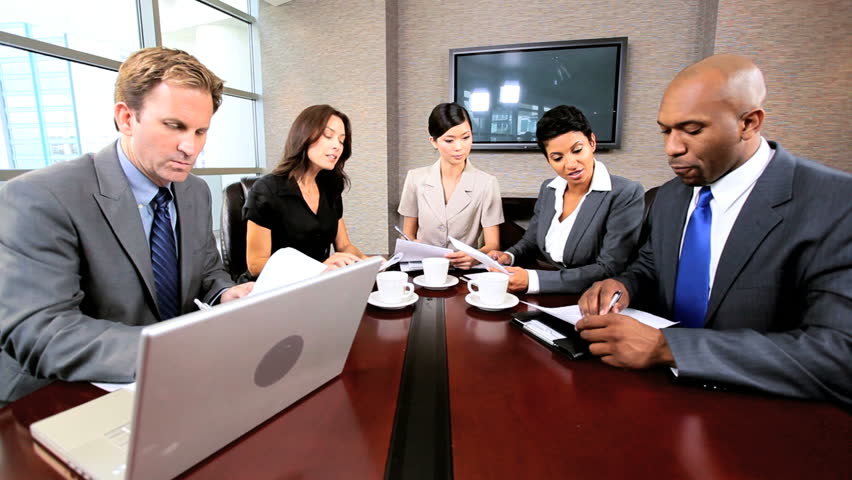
(449, 37), (628, 151)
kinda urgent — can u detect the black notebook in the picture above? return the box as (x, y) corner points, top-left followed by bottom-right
(510, 310), (589, 359)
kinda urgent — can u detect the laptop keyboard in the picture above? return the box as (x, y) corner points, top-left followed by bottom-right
(104, 422), (132, 448)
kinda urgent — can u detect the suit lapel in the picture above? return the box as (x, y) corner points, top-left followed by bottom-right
(445, 162), (476, 219)
(705, 147), (791, 323)
(91, 141), (158, 304)
(173, 180), (194, 307)
(660, 182), (693, 311)
(562, 191), (605, 263)
(536, 182), (557, 250)
(421, 160), (446, 222)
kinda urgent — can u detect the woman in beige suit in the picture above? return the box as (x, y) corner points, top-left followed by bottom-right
(398, 103), (504, 269)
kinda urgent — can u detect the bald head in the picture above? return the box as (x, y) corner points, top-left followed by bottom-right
(657, 54), (767, 186)
(671, 54), (766, 115)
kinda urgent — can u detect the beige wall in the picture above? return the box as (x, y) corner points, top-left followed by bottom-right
(259, 0), (852, 253)
(714, 0), (852, 172)
(396, 0), (713, 199)
(258, 0), (391, 254)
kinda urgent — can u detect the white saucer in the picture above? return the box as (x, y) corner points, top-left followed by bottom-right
(465, 293), (519, 311)
(368, 291), (419, 310)
(412, 275), (459, 290)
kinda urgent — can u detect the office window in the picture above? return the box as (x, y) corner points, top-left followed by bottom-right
(217, 0), (249, 13)
(0, 0), (264, 233)
(160, 0), (254, 93)
(0, 49), (117, 169)
(2, 2), (140, 62)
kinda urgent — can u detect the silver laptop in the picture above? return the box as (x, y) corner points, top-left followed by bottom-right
(30, 257), (383, 480)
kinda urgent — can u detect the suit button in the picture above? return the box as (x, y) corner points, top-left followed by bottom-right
(438, 225), (446, 232)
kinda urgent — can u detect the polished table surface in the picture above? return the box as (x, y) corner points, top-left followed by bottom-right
(1, 278), (849, 479)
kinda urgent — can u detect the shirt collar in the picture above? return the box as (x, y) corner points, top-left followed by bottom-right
(116, 140), (171, 206)
(704, 137), (774, 212)
(426, 157), (476, 186)
(546, 159), (612, 194)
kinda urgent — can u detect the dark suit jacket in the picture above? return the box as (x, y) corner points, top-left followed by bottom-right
(0, 142), (234, 404)
(507, 173), (644, 293)
(617, 142), (852, 405)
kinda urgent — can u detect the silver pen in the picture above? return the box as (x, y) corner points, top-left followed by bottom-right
(605, 290), (622, 313)
(393, 225), (412, 241)
(194, 298), (212, 311)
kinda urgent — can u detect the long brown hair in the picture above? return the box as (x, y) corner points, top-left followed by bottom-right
(271, 105), (351, 194)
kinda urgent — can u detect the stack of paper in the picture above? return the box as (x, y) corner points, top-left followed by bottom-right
(520, 302), (677, 329)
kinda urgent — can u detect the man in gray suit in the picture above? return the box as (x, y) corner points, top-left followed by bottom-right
(576, 54), (851, 406)
(0, 47), (253, 405)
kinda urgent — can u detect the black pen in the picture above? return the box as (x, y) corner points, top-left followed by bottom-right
(393, 225), (412, 241)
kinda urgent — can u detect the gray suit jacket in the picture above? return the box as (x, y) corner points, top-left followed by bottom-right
(0, 142), (234, 404)
(507, 174), (644, 293)
(616, 142), (852, 406)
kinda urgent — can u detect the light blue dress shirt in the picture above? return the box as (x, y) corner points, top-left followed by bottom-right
(116, 142), (179, 248)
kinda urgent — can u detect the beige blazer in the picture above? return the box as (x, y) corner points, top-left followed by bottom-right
(398, 159), (504, 248)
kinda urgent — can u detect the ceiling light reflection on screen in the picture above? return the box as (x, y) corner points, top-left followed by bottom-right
(499, 82), (520, 104)
(470, 90), (490, 112)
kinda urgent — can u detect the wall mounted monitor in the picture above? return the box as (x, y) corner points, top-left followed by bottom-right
(450, 37), (627, 150)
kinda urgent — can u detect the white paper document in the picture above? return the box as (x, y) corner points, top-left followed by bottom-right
(520, 302), (677, 329)
(250, 247), (327, 296)
(92, 382), (136, 392)
(523, 320), (565, 345)
(400, 261), (422, 272)
(393, 239), (452, 262)
(379, 252), (404, 271)
(447, 236), (511, 274)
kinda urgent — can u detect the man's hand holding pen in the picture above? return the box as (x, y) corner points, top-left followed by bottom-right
(576, 279), (675, 369)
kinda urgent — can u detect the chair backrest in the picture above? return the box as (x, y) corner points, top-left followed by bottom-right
(220, 177), (259, 281)
(637, 186), (659, 250)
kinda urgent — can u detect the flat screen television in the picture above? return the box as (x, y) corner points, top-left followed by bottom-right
(449, 37), (627, 150)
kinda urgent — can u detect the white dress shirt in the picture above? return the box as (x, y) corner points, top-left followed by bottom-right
(679, 137), (774, 289)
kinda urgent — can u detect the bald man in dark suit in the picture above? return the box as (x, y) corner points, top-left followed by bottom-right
(577, 54), (851, 406)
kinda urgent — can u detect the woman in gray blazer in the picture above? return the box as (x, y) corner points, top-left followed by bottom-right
(489, 105), (644, 294)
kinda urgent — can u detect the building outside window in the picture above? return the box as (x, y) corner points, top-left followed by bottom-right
(0, 0), (264, 233)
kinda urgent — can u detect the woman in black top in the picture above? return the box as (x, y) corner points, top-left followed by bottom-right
(243, 105), (367, 277)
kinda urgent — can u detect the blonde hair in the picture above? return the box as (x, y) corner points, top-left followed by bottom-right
(115, 47), (224, 115)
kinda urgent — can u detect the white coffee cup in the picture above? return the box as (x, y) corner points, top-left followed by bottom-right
(467, 272), (509, 306)
(422, 257), (450, 285)
(376, 271), (414, 303)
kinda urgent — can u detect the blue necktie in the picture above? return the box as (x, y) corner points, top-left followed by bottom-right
(673, 186), (713, 328)
(150, 187), (180, 320)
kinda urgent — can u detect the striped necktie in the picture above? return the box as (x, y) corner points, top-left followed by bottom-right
(150, 187), (180, 320)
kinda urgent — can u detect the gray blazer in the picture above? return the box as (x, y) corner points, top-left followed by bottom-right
(0, 142), (233, 404)
(617, 142), (852, 406)
(507, 174), (644, 293)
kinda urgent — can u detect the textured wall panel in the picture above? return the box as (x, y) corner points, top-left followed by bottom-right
(715, 0), (852, 172)
(258, 0), (389, 254)
(395, 0), (710, 200)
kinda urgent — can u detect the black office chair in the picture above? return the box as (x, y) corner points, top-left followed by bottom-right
(637, 186), (659, 249)
(220, 177), (259, 281)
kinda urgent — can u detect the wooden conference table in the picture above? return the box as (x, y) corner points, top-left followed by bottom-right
(1, 276), (849, 479)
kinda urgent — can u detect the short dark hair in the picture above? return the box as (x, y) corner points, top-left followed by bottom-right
(428, 103), (472, 138)
(271, 105), (351, 194)
(535, 105), (594, 157)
